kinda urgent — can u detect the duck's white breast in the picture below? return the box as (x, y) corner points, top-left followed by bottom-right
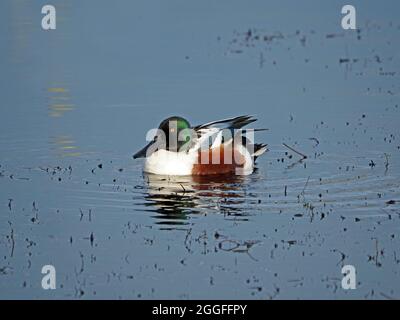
(144, 150), (197, 176)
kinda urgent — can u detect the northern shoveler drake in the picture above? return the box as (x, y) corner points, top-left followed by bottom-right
(133, 115), (268, 176)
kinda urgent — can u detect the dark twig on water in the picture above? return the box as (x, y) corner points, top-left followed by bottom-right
(374, 238), (381, 267)
(184, 228), (192, 253)
(8, 221), (15, 257)
(384, 153), (390, 173)
(283, 143), (307, 159)
(380, 292), (396, 300)
(218, 239), (260, 261)
(286, 159), (304, 170)
(298, 176), (310, 202)
(332, 249), (346, 266)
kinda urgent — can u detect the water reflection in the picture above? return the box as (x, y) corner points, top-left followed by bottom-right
(47, 87), (75, 117)
(49, 134), (81, 157)
(9, 0), (34, 64)
(142, 173), (250, 227)
(46, 85), (82, 157)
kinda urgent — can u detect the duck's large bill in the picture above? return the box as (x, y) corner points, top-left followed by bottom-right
(133, 140), (154, 159)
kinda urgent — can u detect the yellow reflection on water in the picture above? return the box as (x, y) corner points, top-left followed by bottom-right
(48, 87), (68, 93)
(50, 135), (81, 157)
(47, 87), (75, 117)
(47, 85), (81, 157)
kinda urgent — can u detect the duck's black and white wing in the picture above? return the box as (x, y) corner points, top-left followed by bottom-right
(193, 115), (257, 131)
(191, 115), (267, 151)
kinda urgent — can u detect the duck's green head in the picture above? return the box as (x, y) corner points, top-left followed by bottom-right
(158, 116), (192, 152)
(159, 115), (190, 136)
(133, 116), (193, 158)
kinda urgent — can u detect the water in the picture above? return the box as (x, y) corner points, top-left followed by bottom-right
(0, 0), (399, 299)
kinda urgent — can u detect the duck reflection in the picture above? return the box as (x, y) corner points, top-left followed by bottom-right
(143, 173), (250, 227)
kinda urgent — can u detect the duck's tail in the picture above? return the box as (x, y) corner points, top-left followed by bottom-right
(252, 143), (268, 161)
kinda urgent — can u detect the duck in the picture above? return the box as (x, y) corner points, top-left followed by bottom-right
(133, 115), (267, 176)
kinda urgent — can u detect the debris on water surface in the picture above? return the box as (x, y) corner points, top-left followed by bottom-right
(369, 160), (376, 168)
(282, 143), (307, 159)
(218, 239), (261, 260)
(0, 266), (13, 275)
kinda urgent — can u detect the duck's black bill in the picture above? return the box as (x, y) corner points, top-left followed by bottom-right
(133, 141), (153, 159)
